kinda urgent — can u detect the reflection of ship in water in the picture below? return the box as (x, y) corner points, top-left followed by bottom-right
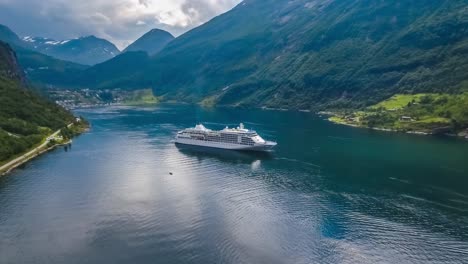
(175, 143), (274, 165)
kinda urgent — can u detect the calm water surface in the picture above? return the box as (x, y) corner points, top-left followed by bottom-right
(1, 105), (467, 264)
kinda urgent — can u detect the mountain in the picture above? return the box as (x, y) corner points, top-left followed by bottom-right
(4, 0), (468, 111)
(15, 45), (89, 87)
(77, 0), (468, 109)
(0, 41), (74, 162)
(143, 0), (468, 109)
(74, 51), (150, 88)
(0, 24), (89, 86)
(0, 41), (25, 82)
(22, 35), (120, 65)
(123, 29), (174, 55)
(0, 24), (119, 65)
(0, 24), (23, 47)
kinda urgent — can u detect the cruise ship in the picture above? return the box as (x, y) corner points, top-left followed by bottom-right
(175, 123), (277, 151)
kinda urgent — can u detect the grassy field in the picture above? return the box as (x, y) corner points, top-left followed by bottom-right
(123, 89), (159, 105)
(200, 95), (218, 107)
(370, 94), (435, 110)
(328, 93), (468, 135)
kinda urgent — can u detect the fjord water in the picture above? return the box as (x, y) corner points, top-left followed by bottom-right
(1, 105), (467, 264)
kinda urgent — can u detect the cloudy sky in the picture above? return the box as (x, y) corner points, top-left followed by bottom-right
(0, 0), (241, 49)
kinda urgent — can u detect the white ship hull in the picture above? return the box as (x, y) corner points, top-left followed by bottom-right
(175, 138), (276, 151)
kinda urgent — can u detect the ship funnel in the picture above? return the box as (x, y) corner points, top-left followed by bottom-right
(239, 123), (244, 129)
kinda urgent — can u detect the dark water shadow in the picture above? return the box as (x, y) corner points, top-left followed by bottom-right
(175, 143), (274, 165)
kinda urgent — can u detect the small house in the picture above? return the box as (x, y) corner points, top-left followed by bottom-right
(400, 116), (414, 122)
(346, 117), (359, 122)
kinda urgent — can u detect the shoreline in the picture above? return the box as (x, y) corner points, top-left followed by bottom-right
(319, 111), (468, 139)
(0, 141), (71, 177)
(0, 123), (89, 177)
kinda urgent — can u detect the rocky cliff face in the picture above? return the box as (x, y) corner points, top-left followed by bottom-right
(0, 41), (25, 84)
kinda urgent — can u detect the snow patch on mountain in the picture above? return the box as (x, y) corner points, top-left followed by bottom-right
(20, 35), (120, 65)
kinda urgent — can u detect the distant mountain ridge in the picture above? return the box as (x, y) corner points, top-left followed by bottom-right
(124, 29), (174, 55)
(22, 35), (120, 65)
(0, 24), (89, 86)
(0, 24), (120, 65)
(22, 36), (71, 47)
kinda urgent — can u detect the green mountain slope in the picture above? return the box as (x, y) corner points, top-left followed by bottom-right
(73, 51), (150, 88)
(15, 46), (89, 86)
(0, 41), (74, 162)
(142, 0), (468, 109)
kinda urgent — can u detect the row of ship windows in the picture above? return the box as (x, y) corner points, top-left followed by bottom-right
(186, 132), (254, 137)
(188, 136), (255, 145)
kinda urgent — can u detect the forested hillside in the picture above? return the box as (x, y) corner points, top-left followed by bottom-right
(73, 51), (151, 89)
(0, 41), (73, 162)
(145, 0), (468, 109)
(68, 0), (468, 110)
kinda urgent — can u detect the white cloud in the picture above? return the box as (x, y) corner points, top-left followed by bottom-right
(0, 0), (241, 49)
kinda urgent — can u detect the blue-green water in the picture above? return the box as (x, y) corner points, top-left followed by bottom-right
(1, 105), (467, 264)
